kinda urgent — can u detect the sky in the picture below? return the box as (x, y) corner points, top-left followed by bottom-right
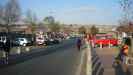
(0, 0), (122, 25)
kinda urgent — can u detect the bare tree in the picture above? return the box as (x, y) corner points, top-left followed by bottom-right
(90, 25), (99, 35)
(43, 16), (60, 32)
(43, 16), (55, 25)
(50, 22), (61, 32)
(119, 0), (133, 24)
(0, 5), (4, 24)
(25, 9), (37, 25)
(24, 9), (38, 33)
(0, 0), (21, 64)
(78, 26), (86, 34)
(117, 0), (133, 32)
(4, 0), (21, 25)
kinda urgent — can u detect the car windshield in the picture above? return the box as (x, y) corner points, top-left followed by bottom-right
(96, 35), (113, 39)
(20, 39), (24, 41)
(2, 37), (5, 41)
(96, 36), (107, 39)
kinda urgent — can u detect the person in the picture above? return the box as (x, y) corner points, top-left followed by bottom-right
(113, 44), (128, 67)
(113, 38), (130, 73)
(3, 38), (11, 64)
(121, 37), (130, 64)
(121, 44), (129, 61)
(113, 44), (128, 63)
(121, 43), (129, 72)
(76, 38), (82, 51)
(0, 41), (5, 63)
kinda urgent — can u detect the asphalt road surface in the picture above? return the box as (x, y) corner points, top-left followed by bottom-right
(0, 38), (86, 75)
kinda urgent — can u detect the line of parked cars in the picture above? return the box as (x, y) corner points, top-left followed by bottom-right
(35, 31), (68, 46)
(0, 32), (71, 47)
(12, 38), (28, 46)
(0, 32), (34, 47)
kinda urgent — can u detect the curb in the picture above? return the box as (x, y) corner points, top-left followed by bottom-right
(86, 42), (92, 75)
(86, 42), (104, 75)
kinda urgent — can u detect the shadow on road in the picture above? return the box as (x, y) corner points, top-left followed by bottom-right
(114, 63), (131, 75)
(0, 39), (76, 69)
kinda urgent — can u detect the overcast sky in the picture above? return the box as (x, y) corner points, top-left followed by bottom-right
(0, 0), (122, 25)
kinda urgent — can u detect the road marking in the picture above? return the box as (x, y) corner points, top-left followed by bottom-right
(92, 56), (99, 67)
(86, 42), (92, 75)
(96, 64), (103, 75)
(93, 59), (101, 71)
(75, 50), (85, 75)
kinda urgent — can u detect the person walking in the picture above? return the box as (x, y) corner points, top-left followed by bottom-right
(113, 38), (130, 70)
(121, 43), (129, 72)
(3, 38), (11, 64)
(76, 38), (82, 51)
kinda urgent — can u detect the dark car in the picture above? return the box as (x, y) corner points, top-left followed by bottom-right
(52, 38), (60, 44)
(26, 38), (34, 46)
(45, 38), (60, 45)
(45, 38), (54, 45)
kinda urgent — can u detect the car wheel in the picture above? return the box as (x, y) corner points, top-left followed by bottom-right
(23, 43), (26, 46)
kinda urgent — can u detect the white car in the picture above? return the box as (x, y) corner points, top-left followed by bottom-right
(16, 38), (28, 46)
(0, 36), (7, 43)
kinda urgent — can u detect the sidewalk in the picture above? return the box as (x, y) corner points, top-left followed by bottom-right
(85, 42), (104, 75)
(96, 48), (115, 75)
(95, 47), (133, 75)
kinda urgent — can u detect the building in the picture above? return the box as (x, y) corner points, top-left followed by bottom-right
(61, 24), (118, 33)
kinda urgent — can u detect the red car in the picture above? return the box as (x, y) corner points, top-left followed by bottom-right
(92, 34), (118, 47)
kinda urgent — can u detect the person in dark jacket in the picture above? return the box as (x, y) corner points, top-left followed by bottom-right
(3, 38), (11, 64)
(0, 41), (4, 51)
(76, 38), (82, 51)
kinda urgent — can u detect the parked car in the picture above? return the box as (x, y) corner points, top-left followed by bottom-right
(92, 33), (118, 47)
(45, 38), (54, 45)
(12, 38), (28, 46)
(45, 38), (60, 45)
(52, 38), (60, 44)
(26, 38), (34, 46)
(36, 37), (45, 45)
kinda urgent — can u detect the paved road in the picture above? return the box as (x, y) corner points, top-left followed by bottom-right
(0, 38), (87, 75)
(95, 47), (132, 75)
